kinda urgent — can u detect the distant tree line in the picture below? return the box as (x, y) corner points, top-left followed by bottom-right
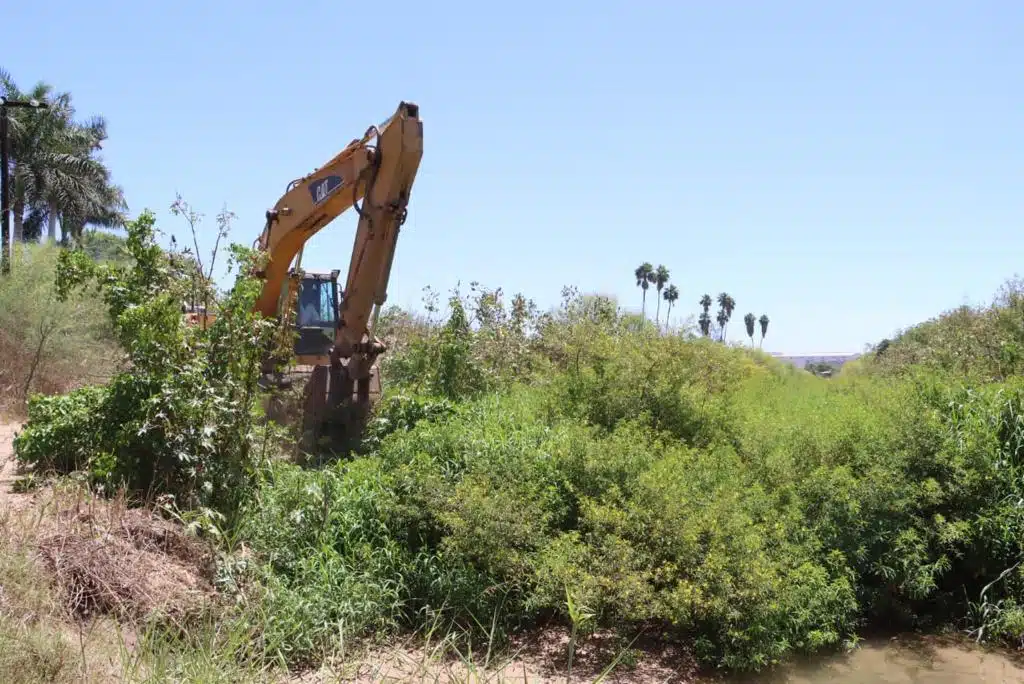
(804, 361), (837, 377)
(634, 261), (770, 347)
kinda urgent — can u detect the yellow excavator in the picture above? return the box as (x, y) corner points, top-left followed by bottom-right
(188, 101), (423, 450)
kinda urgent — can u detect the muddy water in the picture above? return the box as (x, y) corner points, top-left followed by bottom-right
(733, 636), (1024, 684)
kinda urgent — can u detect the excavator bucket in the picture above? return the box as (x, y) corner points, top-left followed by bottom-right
(263, 270), (388, 455)
(298, 361), (381, 454)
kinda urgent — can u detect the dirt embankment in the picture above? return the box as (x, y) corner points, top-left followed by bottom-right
(1, 422), (216, 621)
(0, 420), (222, 682)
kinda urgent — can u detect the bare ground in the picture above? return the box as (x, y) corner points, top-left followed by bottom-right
(0, 421), (26, 512)
(291, 628), (699, 683)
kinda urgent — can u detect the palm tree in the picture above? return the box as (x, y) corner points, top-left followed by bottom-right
(653, 264), (669, 326)
(0, 70), (125, 245)
(744, 313), (756, 346)
(1, 72), (53, 243)
(697, 312), (710, 337)
(698, 294), (712, 337)
(35, 102), (126, 244)
(634, 262), (654, 320)
(715, 309), (728, 341)
(23, 145), (127, 244)
(53, 172), (127, 245)
(663, 284), (679, 329)
(698, 312), (711, 337)
(716, 292), (736, 341)
(758, 314), (770, 348)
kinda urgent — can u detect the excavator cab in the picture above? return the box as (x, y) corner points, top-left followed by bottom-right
(292, 269), (341, 358)
(281, 268), (383, 453)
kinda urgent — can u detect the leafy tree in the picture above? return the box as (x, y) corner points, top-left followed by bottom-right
(653, 264), (670, 326)
(744, 312), (756, 346)
(716, 292), (735, 341)
(634, 262), (654, 321)
(77, 229), (128, 263)
(663, 284), (679, 329)
(805, 361), (836, 377)
(758, 314), (770, 348)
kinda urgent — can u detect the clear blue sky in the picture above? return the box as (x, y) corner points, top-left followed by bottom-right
(5, 1), (1023, 353)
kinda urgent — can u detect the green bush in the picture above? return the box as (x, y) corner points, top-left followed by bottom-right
(225, 284), (1024, 671)
(13, 210), (277, 512)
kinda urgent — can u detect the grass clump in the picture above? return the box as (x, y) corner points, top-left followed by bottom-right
(0, 539), (78, 684)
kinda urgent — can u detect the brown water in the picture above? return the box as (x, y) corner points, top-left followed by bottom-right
(733, 636), (1024, 684)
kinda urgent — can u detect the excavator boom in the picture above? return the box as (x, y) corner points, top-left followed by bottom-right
(255, 101), (423, 335)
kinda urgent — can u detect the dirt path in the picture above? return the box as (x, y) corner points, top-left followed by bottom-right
(0, 420), (30, 512)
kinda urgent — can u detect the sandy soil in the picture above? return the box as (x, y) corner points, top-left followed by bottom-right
(289, 628), (698, 683)
(0, 420), (30, 513)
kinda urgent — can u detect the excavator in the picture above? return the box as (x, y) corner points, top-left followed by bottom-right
(187, 101), (423, 450)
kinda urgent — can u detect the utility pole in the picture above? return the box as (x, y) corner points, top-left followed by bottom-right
(1, 106), (9, 275)
(0, 96), (50, 275)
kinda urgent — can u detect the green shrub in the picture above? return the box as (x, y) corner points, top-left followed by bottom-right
(13, 210), (277, 512)
(17, 224), (1024, 674)
(238, 385), (860, 670)
(865, 277), (1024, 382)
(232, 288), (1024, 671)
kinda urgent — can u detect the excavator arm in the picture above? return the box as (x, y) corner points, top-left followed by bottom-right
(254, 101), (423, 388)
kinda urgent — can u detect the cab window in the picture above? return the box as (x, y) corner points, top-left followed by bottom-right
(296, 279), (336, 327)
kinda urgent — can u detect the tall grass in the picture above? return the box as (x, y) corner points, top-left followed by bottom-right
(0, 242), (120, 418)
